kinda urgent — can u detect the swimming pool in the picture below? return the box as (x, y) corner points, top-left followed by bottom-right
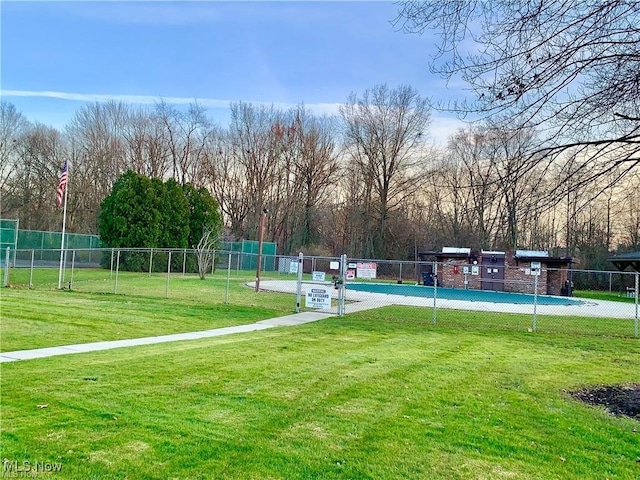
(346, 283), (584, 306)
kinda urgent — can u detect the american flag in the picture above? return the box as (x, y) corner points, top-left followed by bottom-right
(56, 161), (68, 207)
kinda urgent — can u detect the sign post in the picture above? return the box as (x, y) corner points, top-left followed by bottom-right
(295, 252), (303, 313)
(338, 254), (347, 316)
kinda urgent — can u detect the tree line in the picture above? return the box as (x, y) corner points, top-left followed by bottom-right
(0, 84), (638, 269)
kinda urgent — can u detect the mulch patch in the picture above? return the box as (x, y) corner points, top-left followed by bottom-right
(570, 384), (640, 420)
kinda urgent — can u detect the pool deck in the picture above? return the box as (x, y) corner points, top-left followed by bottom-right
(257, 280), (638, 320)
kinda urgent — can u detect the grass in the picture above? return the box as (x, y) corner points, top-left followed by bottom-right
(574, 289), (638, 304)
(1, 269), (638, 353)
(0, 270), (297, 352)
(1, 314), (638, 479)
(348, 305), (639, 338)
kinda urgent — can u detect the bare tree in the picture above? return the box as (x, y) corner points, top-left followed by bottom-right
(123, 107), (171, 178)
(395, 1), (640, 189)
(2, 123), (66, 230)
(203, 128), (251, 239)
(445, 129), (501, 248)
(0, 102), (30, 198)
(482, 123), (546, 249)
(340, 84), (432, 258)
(272, 106), (341, 254)
(194, 228), (216, 279)
(228, 102), (284, 240)
(65, 101), (130, 233)
(618, 172), (640, 250)
(156, 101), (211, 185)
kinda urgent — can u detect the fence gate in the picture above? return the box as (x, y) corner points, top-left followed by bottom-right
(295, 253), (345, 316)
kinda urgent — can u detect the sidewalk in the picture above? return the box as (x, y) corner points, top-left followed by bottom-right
(0, 311), (334, 364)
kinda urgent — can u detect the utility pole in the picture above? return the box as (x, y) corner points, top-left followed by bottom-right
(255, 208), (268, 292)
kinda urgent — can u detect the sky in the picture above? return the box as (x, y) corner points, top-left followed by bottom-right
(0, 0), (468, 144)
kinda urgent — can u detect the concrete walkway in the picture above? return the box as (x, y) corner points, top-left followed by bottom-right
(0, 311), (335, 364)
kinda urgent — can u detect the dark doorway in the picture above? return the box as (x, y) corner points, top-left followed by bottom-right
(481, 252), (505, 291)
(421, 263), (435, 286)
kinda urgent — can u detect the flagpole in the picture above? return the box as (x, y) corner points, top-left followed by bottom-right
(57, 163), (69, 290)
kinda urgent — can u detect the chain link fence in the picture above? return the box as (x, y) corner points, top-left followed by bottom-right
(2, 248), (638, 338)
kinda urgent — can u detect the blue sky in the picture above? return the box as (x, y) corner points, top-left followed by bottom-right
(1, 1), (466, 143)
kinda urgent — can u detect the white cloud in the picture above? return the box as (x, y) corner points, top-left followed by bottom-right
(1, 89), (464, 144)
(0, 88), (343, 115)
(429, 114), (467, 145)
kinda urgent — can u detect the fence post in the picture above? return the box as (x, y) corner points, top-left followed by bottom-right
(70, 250), (76, 289)
(338, 254), (347, 316)
(399, 261), (403, 283)
(114, 249), (121, 294)
(62, 247), (68, 288)
(225, 252), (231, 304)
(29, 249), (35, 288)
(166, 251), (172, 299)
(183, 249), (187, 276)
(432, 261), (438, 325)
(635, 272), (638, 338)
(295, 252), (303, 313)
(3, 247), (9, 287)
(110, 248), (115, 279)
(241, 240), (245, 273)
(149, 248), (154, 277)
(532, 272), (539, 332)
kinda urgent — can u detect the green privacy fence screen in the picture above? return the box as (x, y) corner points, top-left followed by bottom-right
(0, 224), (276, 272)
(219, 240), (278, 271)
(0, 221), (101, 262)
(16, 229), (101, 250)
(0, 219), (19, 262)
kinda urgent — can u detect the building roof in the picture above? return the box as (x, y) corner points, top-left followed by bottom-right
(514, 250), (574, 265)
(609, 251), (640, 272)
(442, 247), (471, 255)
(481, 250), (506, 255)
(516, 249), (548, 257)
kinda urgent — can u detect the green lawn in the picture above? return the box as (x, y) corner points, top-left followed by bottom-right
(1, 313), (638, 479)
(1, 270), (638, 353)
(0, 271), (297, 352)
(574, 289), (638, 304)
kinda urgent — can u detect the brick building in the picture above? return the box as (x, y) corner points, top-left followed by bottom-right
(418, 248), (574, 296)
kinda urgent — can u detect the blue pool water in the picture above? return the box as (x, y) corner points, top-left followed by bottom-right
(346, 283), (584, 306)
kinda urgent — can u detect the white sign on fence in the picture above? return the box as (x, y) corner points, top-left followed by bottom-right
(305, 287), (332, 309)
(289, 261), (299, 274)
(312, 271), (326, 282)
(530, 261), (541, 276)
(330, 261), (340, 270)
(356, 262), (377, 279)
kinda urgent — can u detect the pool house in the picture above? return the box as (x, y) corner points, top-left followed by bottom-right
(418, 248), (575, 296)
